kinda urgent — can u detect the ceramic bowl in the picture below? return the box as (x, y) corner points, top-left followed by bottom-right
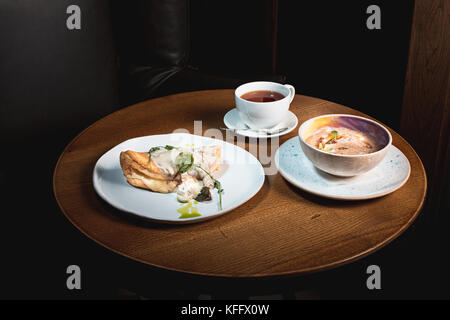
(298, 114), (392, 177)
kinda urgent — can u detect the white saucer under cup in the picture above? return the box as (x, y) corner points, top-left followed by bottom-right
(223, 108), (298, 138)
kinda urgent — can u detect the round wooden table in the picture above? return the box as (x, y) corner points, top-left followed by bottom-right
(53, 90), (426, 278)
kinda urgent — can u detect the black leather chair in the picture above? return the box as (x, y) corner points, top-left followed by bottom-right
(111, 0), (286, 106)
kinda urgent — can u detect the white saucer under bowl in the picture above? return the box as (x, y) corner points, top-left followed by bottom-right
(275, 137), (411, 200)
(223, 108), (298, 138)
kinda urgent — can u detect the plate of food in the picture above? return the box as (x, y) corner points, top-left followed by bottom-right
(93, 133), (265, 223)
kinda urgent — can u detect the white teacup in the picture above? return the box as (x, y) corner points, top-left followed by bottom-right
(235, 81), (295, 129)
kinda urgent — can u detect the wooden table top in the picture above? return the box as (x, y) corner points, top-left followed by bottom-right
(53, 90), (427, 277)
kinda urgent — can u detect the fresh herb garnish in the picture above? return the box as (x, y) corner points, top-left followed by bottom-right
(174, 152), (194, 176)
(148, 146), (161, 157)
(195, 187), (212, 201)
(330, 130), (338, 138)
(148, 147), (161, 165)
(214, 180), (224, 210)
(196, 165), (224, 210)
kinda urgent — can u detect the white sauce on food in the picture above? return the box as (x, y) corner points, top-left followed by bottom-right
(150, 146), (220, 202)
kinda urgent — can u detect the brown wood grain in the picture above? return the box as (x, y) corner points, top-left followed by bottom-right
(265, 0), (279, 74)
(401, 0), (450, 222)
(53, 90), (426, 277)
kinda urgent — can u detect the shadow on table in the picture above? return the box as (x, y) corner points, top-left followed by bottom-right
(282, 176), (381, 209)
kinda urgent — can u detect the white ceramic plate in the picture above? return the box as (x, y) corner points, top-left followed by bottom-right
(93, 133), (265, 224)
(275, 137), (411, 200)
(223, 108), (298, 138)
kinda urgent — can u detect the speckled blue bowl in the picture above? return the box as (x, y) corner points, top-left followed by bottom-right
(298, 114), (392, 177)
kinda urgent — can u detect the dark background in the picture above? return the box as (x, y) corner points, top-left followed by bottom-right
(0, 0), (448, 299)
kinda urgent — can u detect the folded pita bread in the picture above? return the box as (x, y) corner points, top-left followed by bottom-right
(120, 150), (178, 193)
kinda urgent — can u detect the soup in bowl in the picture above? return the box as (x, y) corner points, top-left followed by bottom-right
(298, 114), (392, 177)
